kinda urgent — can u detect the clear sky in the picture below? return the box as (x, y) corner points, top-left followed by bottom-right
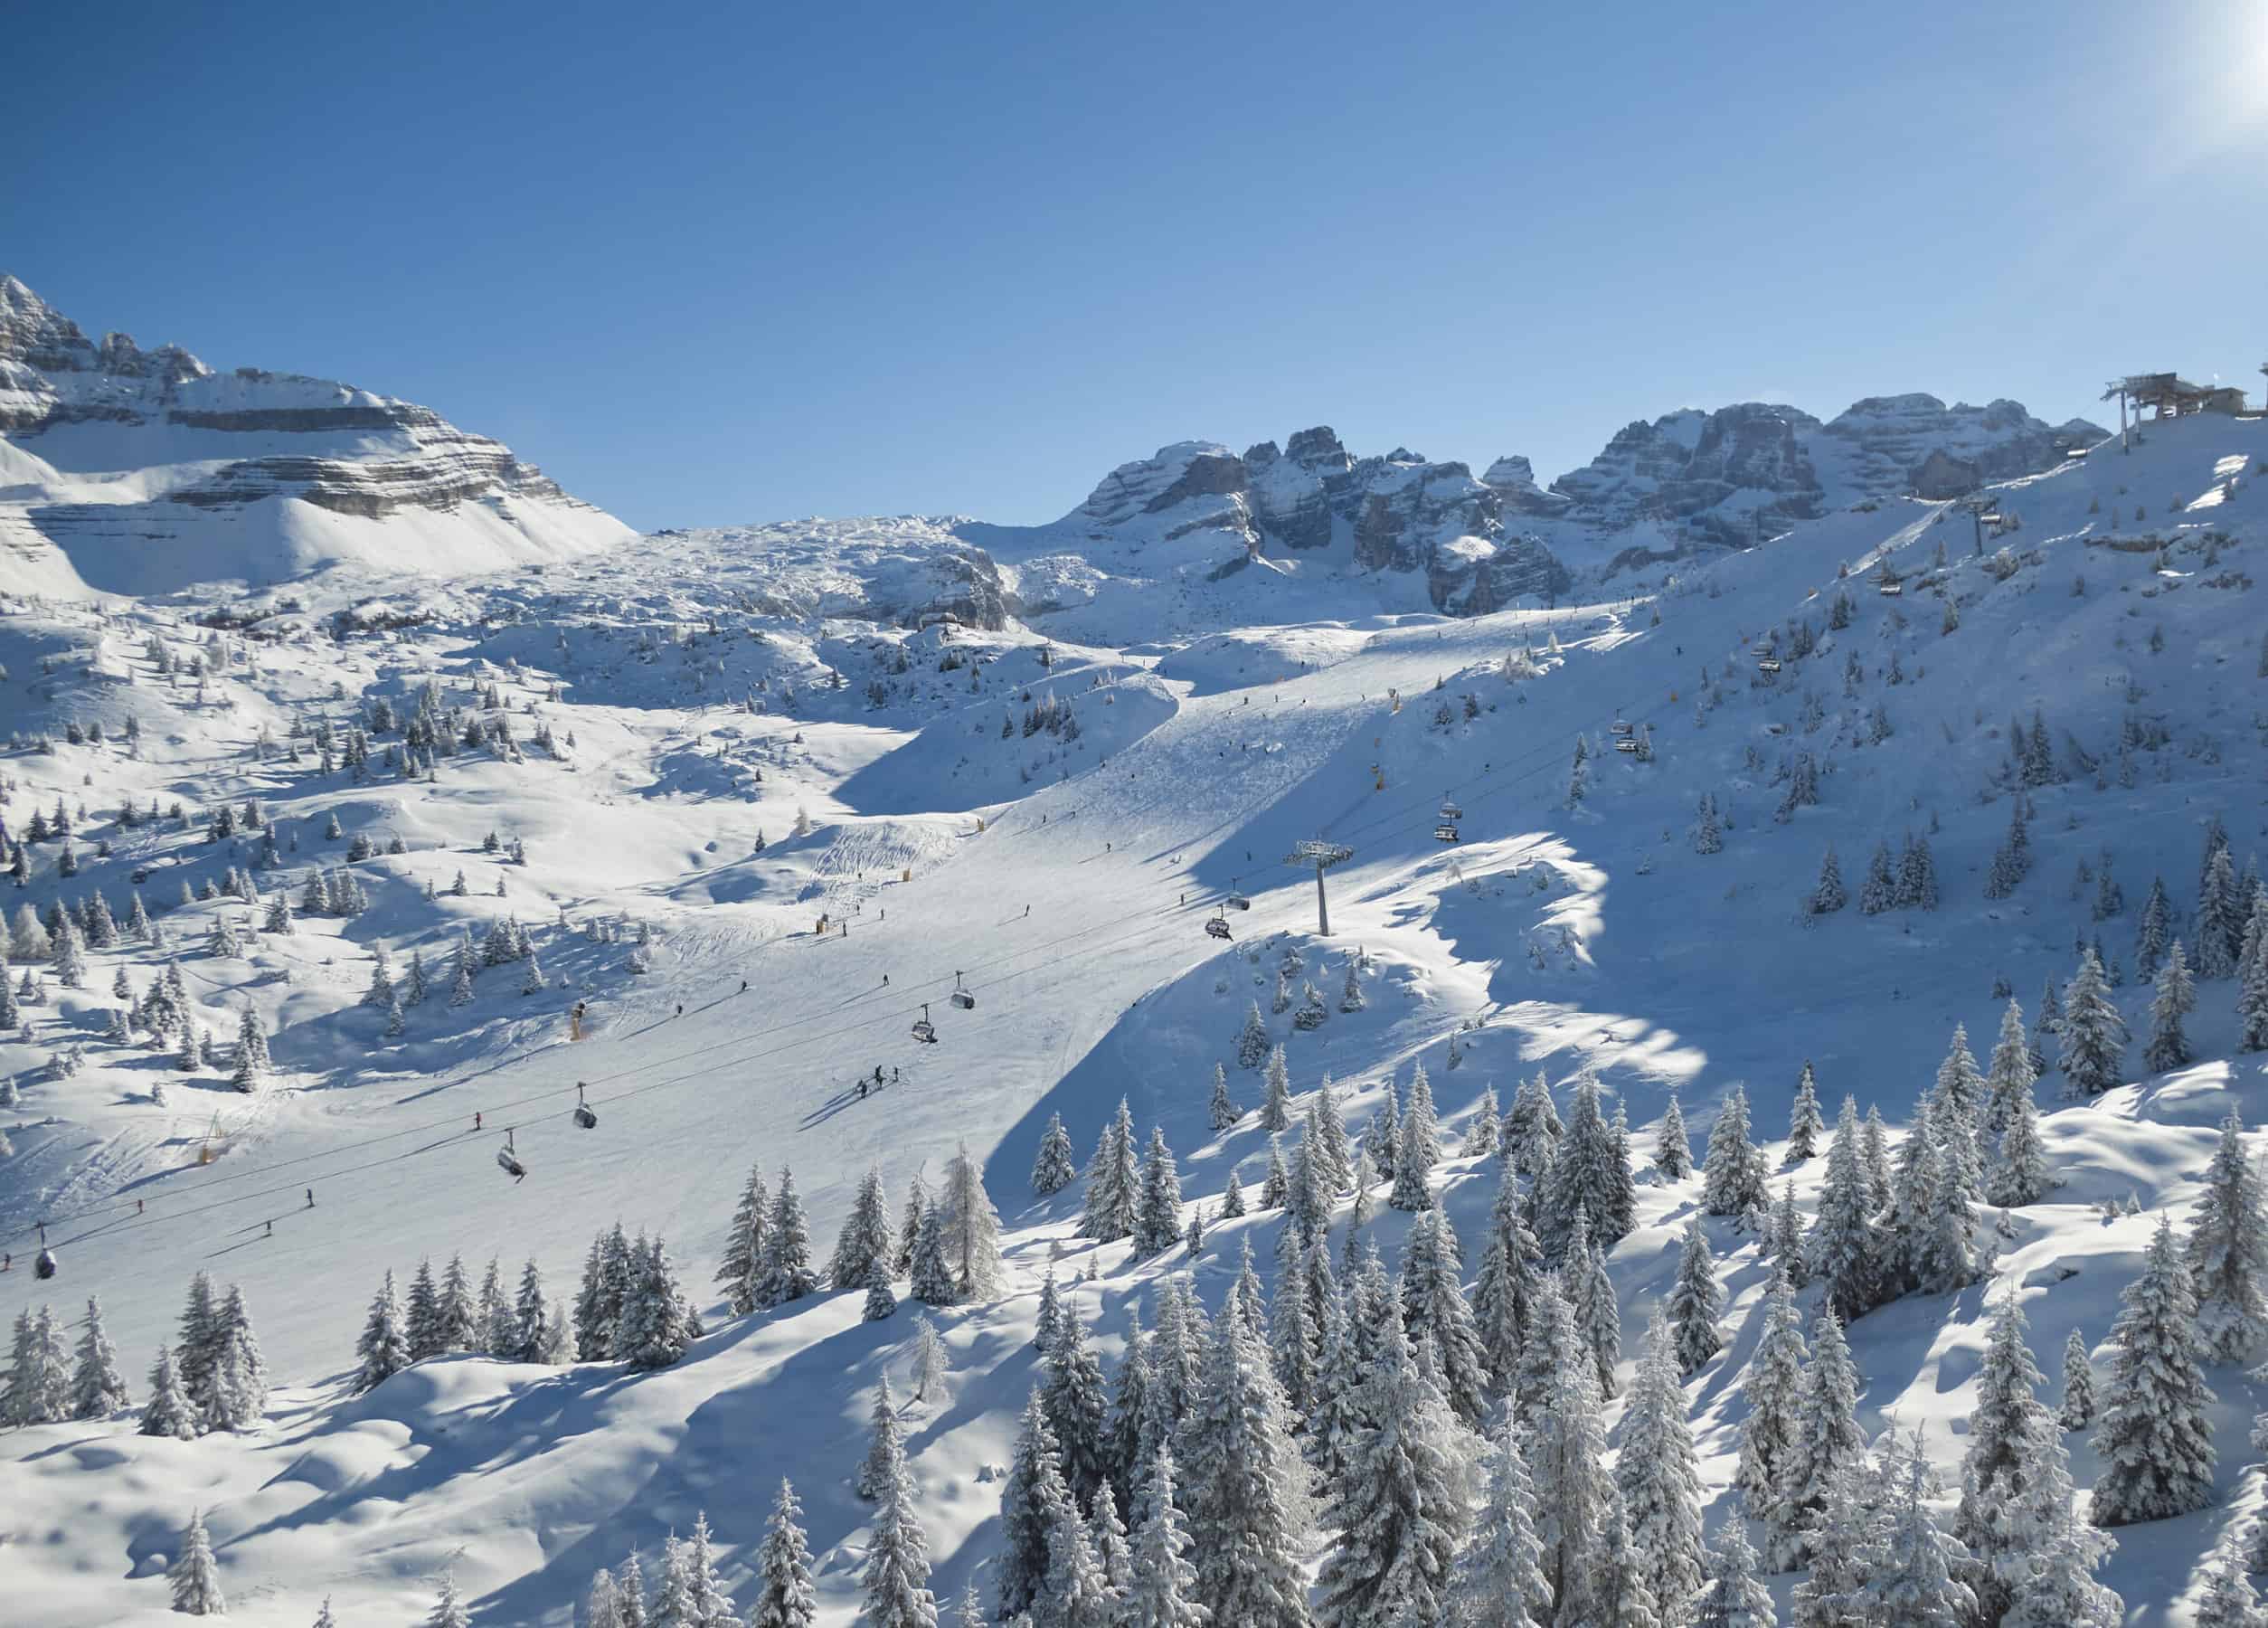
(9, 1), (2265, 533)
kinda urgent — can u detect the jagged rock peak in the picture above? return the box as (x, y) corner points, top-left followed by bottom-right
(1, 274), (211, 383)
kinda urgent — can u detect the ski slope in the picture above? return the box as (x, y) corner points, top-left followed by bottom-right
(3, 411), (2267, 1623)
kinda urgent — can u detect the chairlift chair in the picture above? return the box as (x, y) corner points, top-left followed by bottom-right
(1877, 579), (1904, 596)
(1205, 912), (1233, 941)
(912, 1002), (938, 1044)
(496, 1129), (527, 1181)
(572, 1083), (598, 1129)
(950, 971), (976, 1010)
(1439, 798), (1463, 820)
(33, 1223), (56, 1281)
(1756, 657), (1782, 674)
(1614, 737), (1639, 753)
(1225, 878), (1251, 910)
(1610, 720), (1633, 737)
(1434, 822), (1461, 844)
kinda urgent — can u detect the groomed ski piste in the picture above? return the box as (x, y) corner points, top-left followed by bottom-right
(3, 410), (2266, 1624)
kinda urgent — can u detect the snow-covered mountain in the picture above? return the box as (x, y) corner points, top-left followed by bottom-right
(0, 276), (632, 597)
(1, 300), (2263, 1628)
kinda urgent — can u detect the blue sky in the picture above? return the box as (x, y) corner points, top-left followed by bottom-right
(10, 1), (2264, 532)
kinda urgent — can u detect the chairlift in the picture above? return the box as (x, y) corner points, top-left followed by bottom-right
(1977, 511), (2003, 526)
(1440, 798), (1463, 820)
(1610, 720), (1633, 737)
(1434, 822), (1461, 844)
(1613, 737), (1639, 753)
(1205, 912), (1233, 941)
(33, 1223), (57, 1281)
(950, 971), (976, 1010)
(912, 1002), (938, 1044)
(1756, 657), (1782, 674)
(1225, 878), (1251, 910)
(572, 1083), (598, 1130)
(496, 1129), (527, 1181)
(1877, 579), (1904, 596)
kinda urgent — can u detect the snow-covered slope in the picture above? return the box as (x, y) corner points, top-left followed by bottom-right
(0, 276), (633, 597)
(0, 402), (2263, 1625)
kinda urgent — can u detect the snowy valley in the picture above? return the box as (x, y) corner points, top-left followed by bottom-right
(5, 275), (2268, 1628)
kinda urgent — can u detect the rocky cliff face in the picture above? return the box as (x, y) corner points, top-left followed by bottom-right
(1058, 427), (1572, 615)
(1527, 393), (2104, 552)
(0, 275), (631, 595)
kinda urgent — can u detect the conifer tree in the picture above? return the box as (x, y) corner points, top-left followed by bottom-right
(1388, 1063), (1440, 1211)
(1083, 1100), (1140, 1242)
(1033, 1113), (1079, 1196)
(748, 1479), (818, 1628)
(2091, 1214), (2216, 1525)
(1775, 1308), (1866, 1569)
(1735, 1270), (1808, 1525)
(1219, 1168), (1246, 1218)
(1208, 1064), (1240, 1131)
(1810, 845), (1846, 914)
(1126, 1443), (1205, 1628)
(716, 1162), (772, 1315)
(2184, 1109), (2268, 1362)
(511, 1259), (548, 1362)
(1261, 1044), (1293, 1132)
(1314, 1312), (1468, 1628)
(861, 1400), (939, 1628)
(1917, 1131), (1980, 1296)
(1786, 1062), (1825, 1162)
(2056, 949), (2126, 1099)
(912, 1313), (950, 1409)
(1133, 1128), (1186, 1257)
(169, 1507), (227, 1616)
(1668, 1214), (1725, 1374)
(1472, 1169), (1543, 1395)
(908, 1200), (957, 1307)
(1883, 1097), (1942, 1296)
(1560, 1209), (1621, 1398)
(757, 1168), (817, 1308)
(2238, 891), (2268, 1052)
(1267, 1245), (1319, 1416)
(1312, 1075), (1352, 1190)
(1856, 1434), (1975, 1626)
(1040, 1296), (1112, 1516)
(2201, 847), (2244, 981)
(1952, 1295), (2055, 1623)
(1504, 1070), (1562, 1178)
(1860, 839), (1897, 914)
(1260, 1133), (1290, 1210)
(1182, 1280), (1312, 1628)
(1450, 1412), (1549, 1628)
(141, 1345), (200, 1438)
(1691, 1520), (1774, 1628)
(2191, 1534), (2260, 1628)
(1236, 1001), (1271, 1069)
(2135, 874), (2174, 980)
(997, 1391), (1066, 1621)
(354, 1270), (412, 1393)
(2143, 940), (2196, 1072)
(2057, 1329), (2096, 1432)
(1861, 1103), (1893, 1210)
(5, 1304), (69, 1424)
(1399, 1208), (1491, 1424)
(1702, 1084), (1768, 1219)
(1617, 1306), (1706, 1620)
(858, 1375), (905, 1501)
(437, 1254), (477, 1350)
(1541, 1069), (1637, 1254)
(1655, 1094), (1692, 1179)
(70, 1294), (128, 1417)
(1530, 1306), (1615, 1623)
(832, 1166), (898, 1292)
(939, 1141), (1004, 1301)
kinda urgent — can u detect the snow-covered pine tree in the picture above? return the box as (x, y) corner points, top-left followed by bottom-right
(857, 1375), (904, 1500)
(938, 1141), (1004, 1301)
(1083, 1099), (1140, 1241)
(1691, 1519), (1774, 1628)
(1471, 1169), (1542, 1396)
(830, 1166), (897, 1292)
(2057, 1329), (2096, 1432)
(141, 1345), (200, 1438)
(2056, 948), (2126, 1099)
(2239, 890), (2268, 1052)
(511, 1258), (548, 1363)
(1668, 1214), (1724, 1374)
(1861, 1103), (1893, 1211)
(1785, 1063), (1825, 1163)
(1855, 1433), (1976, 1626)
(1529, 1302), (1615, 1623)
(1917, 1131), (1981, 1296)
(1125, 1442), (1205, 1628)
(2191, 1533), (2260, 1628)
(2200, 847), (2244, 981)
(1033, 1112), (1079, 1196)
(751, 1478), (817, 1628)
(908, 1200), (957, 1307)
(354, 1270), (411, 1393)
(69, 1295), (128, 1417)
(1183, 1278), (1312, 1628)
(1132, 1128), (1186, 1257)
(1261, 1044), (1292, 1131)
(861, 1401), (939, 1628)
(2135, 874), (2174, 980)
(1236, 1001), (1271, 1069)
(2184, 1108), (2268, 1363)
(1388, 1062), (1441, 1211)
(1952, 1294), (2055, 1622)
(2143, 939), (2196, 1072)
(1463, 1084), (1501, 1158)
(1736, 1268), (1808, 1524)
(1860, 840), (1897, 914)
(1450, 1411), (1549, 1628)
(1205, 1061), (1241, 1131)
(1398, 1208), (1490, 1424)
(1656, 1094), (1692, 1179)
(436, 1254), (477, 1350)
(1504, 1069), (1562, 1178)
(1617, 1305), (1706, 1619)
(1042, 1295), (1111, 1512)
(2091, 1213), (2217, 1525)
(1774, 1307), (1866, 1569)
(169, 1507), (227, 1616)
(1882, 1097), (1942, 1298)
(997, 1390), (1066, 1621)
(1702, 1084), (1767, 1219)
(5, 1304), (68, 1424)
(1810, 846), (1846, 914)
(757, 1168), (817, 1308)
